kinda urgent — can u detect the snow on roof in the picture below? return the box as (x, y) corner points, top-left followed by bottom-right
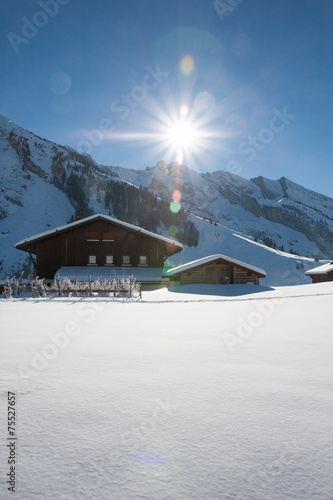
(15, 213), (183, 250)
(305, 262), (333, 275)
(56, 266), (168, 283)
(166, 254), (266, 277)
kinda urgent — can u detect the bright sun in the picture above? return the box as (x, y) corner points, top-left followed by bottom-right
(138, 101), (220, 168)
(167, 121), (194, 149)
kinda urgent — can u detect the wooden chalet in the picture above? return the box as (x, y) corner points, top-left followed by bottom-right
(305, 261), (333, 283)
(15, 214), (183, 287)
(166, 254), (266, 285)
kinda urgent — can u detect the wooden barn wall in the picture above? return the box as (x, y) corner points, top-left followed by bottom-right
(179, 267), (205, 285)
(36, 220), (167, 278)
(234, 267), (259, 284)
(205, 263), (233, 284)
(36, 237), (65, 279)
(311, 273), (330, 283)
(176, 262), (260, 285)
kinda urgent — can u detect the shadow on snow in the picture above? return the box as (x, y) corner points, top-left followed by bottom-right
(167, 284), (275, 297)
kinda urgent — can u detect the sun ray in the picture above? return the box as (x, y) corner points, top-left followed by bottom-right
(97, 81), (235, 173)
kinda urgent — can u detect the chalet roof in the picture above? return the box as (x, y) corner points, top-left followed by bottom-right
(15, 214), (183, 253)
(305, 261), (333, 276)
(56, 266), (167, 283)
(166, 254), (266, 277)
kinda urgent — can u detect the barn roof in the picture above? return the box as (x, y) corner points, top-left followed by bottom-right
(305, 261), (333, 276)
(166, 254), (266, 277)
(15, 214), (183, 254)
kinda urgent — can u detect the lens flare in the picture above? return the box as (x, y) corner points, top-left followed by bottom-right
(125, 452), (178, 476)
(170, 201), (181, 214)
(180, 54), (195, 75)
(49, 71), (71, 95)
(194, 91), (215, 114)
(169, 225), (178, 236)
(173, 190), (181, 202)
(176, 149), (184, 166)
(108, 70), (227, 172)
(180, 105), (189, 117)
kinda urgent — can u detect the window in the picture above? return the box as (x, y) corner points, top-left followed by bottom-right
(88, 255), (97, 265)
(87, 232), (99, 241)
(122, 255), (130, 265)
(105, 255), (114, 265)
(139, 255), (147, 266)
(103, 232), (114, 241)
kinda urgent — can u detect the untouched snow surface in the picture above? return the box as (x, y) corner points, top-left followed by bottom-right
(1, 283), (333, 499)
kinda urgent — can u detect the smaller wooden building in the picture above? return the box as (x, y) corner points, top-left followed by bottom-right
(305, 262), (333, 283)
(166, 254), (266, 285)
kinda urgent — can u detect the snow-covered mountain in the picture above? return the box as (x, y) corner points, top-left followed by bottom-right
(110, 161), (333, 258)
(0, 112), (332, 284)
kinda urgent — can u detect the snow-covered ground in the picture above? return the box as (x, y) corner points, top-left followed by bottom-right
(1, 283), (332, 499)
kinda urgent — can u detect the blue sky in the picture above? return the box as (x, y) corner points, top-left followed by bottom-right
(1, 0), (333, 197)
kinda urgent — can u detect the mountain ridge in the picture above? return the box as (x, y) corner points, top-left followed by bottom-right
(0, 112), (332, 284)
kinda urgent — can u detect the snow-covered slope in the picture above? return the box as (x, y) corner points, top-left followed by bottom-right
(168, 216), (319, 286)
(0, 114), (106, 275)
(0, 112), (332, 283)
(107, 161), (333, 259)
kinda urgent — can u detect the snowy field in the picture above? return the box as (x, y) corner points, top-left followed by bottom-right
(1, 283), (333, 499)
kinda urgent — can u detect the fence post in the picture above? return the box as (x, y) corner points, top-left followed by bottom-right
(89, 273), (92, 296)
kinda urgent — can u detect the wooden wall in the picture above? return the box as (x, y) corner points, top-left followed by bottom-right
(174, 260), (261, 285)
(310, 272), (332, 284)
(180, 267), (205, 285)
(234, 267), (259, 285)
(36, 220), (168, 278)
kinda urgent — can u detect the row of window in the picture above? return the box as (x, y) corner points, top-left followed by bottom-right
(88, 255), (147, 266)
(87, 232), (114, 241)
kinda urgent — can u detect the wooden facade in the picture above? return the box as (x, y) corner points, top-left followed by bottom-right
(308, 272), (333, 284)
(305, 263), (333, 284)
(167, 255), (266, 285)
(15, 215), (183, 280)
